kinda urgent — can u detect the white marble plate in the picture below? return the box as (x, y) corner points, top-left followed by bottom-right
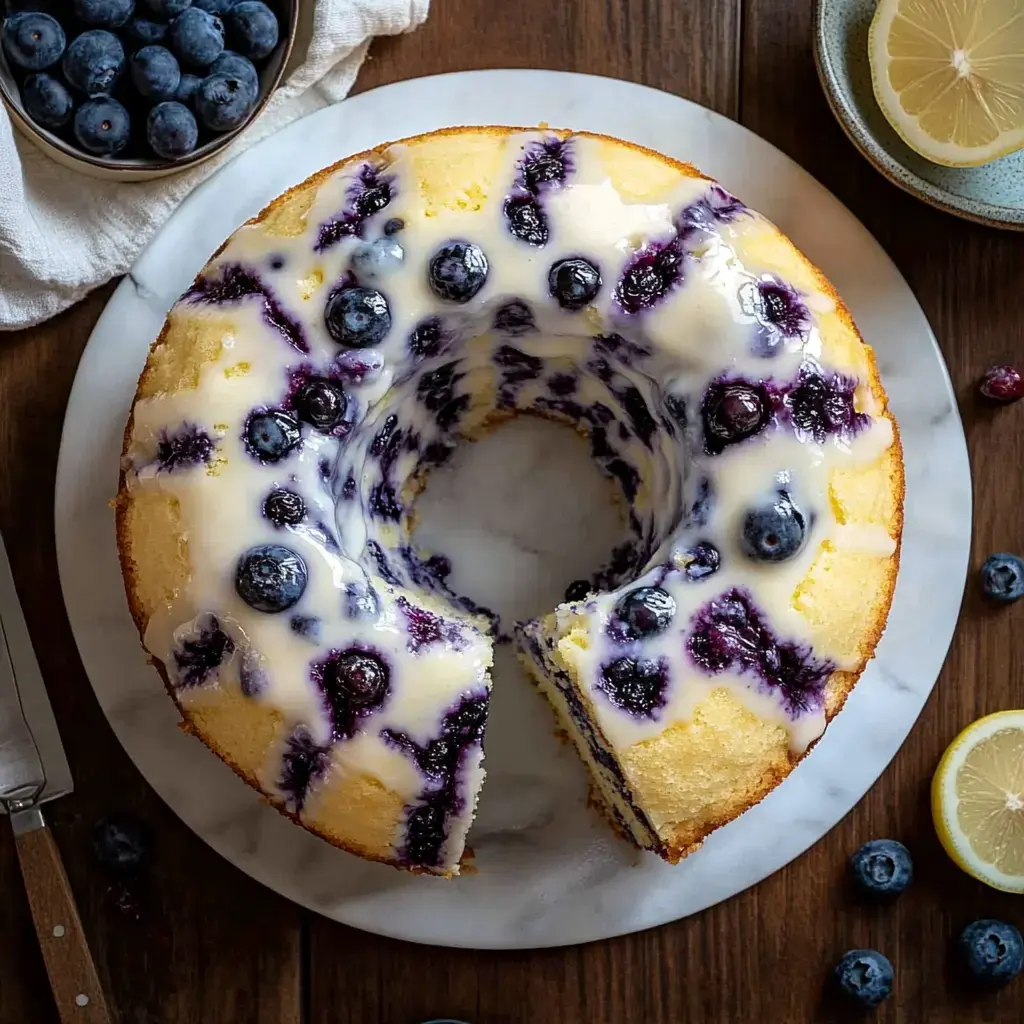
(55, 70), (970, 949)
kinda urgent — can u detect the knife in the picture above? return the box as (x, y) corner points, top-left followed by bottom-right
(0, 532), (113, 1023)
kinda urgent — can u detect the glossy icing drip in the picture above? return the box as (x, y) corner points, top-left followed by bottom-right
(121, 129), (898, 870)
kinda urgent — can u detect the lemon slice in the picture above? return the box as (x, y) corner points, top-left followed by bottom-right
(932, 710), (1024, 893)
(869, 0), (1024, 166)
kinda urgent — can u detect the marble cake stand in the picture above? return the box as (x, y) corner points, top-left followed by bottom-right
(55, 70), (971, 950)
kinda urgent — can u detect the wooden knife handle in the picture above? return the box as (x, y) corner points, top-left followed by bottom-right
(13, 814), (114, 1024)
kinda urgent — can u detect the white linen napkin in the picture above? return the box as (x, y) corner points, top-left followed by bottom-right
(0, 0), (429, 330)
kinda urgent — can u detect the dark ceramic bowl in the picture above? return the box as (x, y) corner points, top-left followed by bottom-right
(0, 0), (297, 182)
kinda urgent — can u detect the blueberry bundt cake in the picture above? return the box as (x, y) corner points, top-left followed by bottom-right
(116, 127), (903, 876)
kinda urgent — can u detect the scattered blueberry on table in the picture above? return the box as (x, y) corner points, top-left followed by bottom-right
(849, 838), (913, 897)
(980, 552), (1024, 604)
(833, 948), (894, 1008)
(957, 920), (1023, 988)
(979, 364), (1024, 403)
(1, 0), (283, 161)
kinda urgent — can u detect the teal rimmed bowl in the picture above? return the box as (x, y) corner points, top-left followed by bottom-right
(813, 0), (1024, 230)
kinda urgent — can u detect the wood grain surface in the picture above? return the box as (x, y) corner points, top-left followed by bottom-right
(1, 0), (1021, 1021)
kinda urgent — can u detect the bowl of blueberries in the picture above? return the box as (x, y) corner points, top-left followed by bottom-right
(0, 0), (296, 180)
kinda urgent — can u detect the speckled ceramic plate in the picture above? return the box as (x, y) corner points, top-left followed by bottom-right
(814, 0), (1024, 230)
(56, 70), (970, 949)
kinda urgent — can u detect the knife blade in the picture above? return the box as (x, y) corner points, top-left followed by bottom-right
(0, 532), (72, 810)
(0, 531), (113, 1021)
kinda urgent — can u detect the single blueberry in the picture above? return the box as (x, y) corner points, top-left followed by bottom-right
(980, 364), (1024, 403)
(169, 6), (224, 67)
(522, 149), (565, 192)
(2, 11), (64, 70)
(980, 552), (1024, 603)
(740, 492), (807, 563)
(680, 540), (720, 581)
(564, 579), (590, 603)
(616, 244), (684, 313)
(383, 217), (404, 235)
(321, 649), (389, 737)
(324, 286), (391, 348)
(702, 381), (771, 454)
(428, 240), (488, 303)
(20, 72), (73, 129)
(174, 71), (201, 105)
(73, 0), (134, 27)
(597, 656), (669, 718)
(125, 16), (167, 45)
(243, 409), (301, 463)
(141, 0), (191, 15)
(62, 29), (124, 96)
(91, 814), (150, 877)
(833, 949), (893, 1008)
(849, 839), (913, 897)
(350, 236), (404, 280)
(194, 71), (255, 131)
(146, 100), (197, 158)
(234, 544), (307, 613)
(263, 488), (304, 526)
(958, 920), (1023, 988)
(209, 47), (257, 89)
(292, 378), (348, 431)
(130, 45), (181, 102)
(73, 96), (130, 155)
(614, 586), (675, 640)
(548, 257), (601, 311)
(224, 0), (277, 59)
(504, 194), (548, 246)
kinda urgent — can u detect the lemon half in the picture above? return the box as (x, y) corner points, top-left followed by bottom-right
(869, 0), (1024, 166)
(932, 710), (1024, 893)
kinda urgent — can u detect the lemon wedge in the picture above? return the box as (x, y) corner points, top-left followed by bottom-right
(869, 0), (1024, 166)
(932, 710), (1024, 893)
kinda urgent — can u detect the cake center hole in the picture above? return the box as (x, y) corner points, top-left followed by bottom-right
(412, 416), (626, 626)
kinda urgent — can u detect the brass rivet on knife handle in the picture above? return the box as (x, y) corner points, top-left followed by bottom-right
(13, 810), (115, 1024)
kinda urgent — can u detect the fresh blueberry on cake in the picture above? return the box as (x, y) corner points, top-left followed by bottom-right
(324, 286), (391, 348)
(291, 378), (348, 432)
(262, 489), (304, 527)
(234, 544), (307, 612)
(428, 241), (489, 303)
(740, 492), (807, 563)
(504, 195), (549, 246)
(548, 257), (601, 310)
(116, 127), (902, 876)
(243, 409), (301, 463)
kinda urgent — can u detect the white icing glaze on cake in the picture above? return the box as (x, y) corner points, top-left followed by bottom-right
(117, 127), (903, 874)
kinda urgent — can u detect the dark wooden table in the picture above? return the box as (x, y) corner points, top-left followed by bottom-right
(2, 1), (1022, 1020)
